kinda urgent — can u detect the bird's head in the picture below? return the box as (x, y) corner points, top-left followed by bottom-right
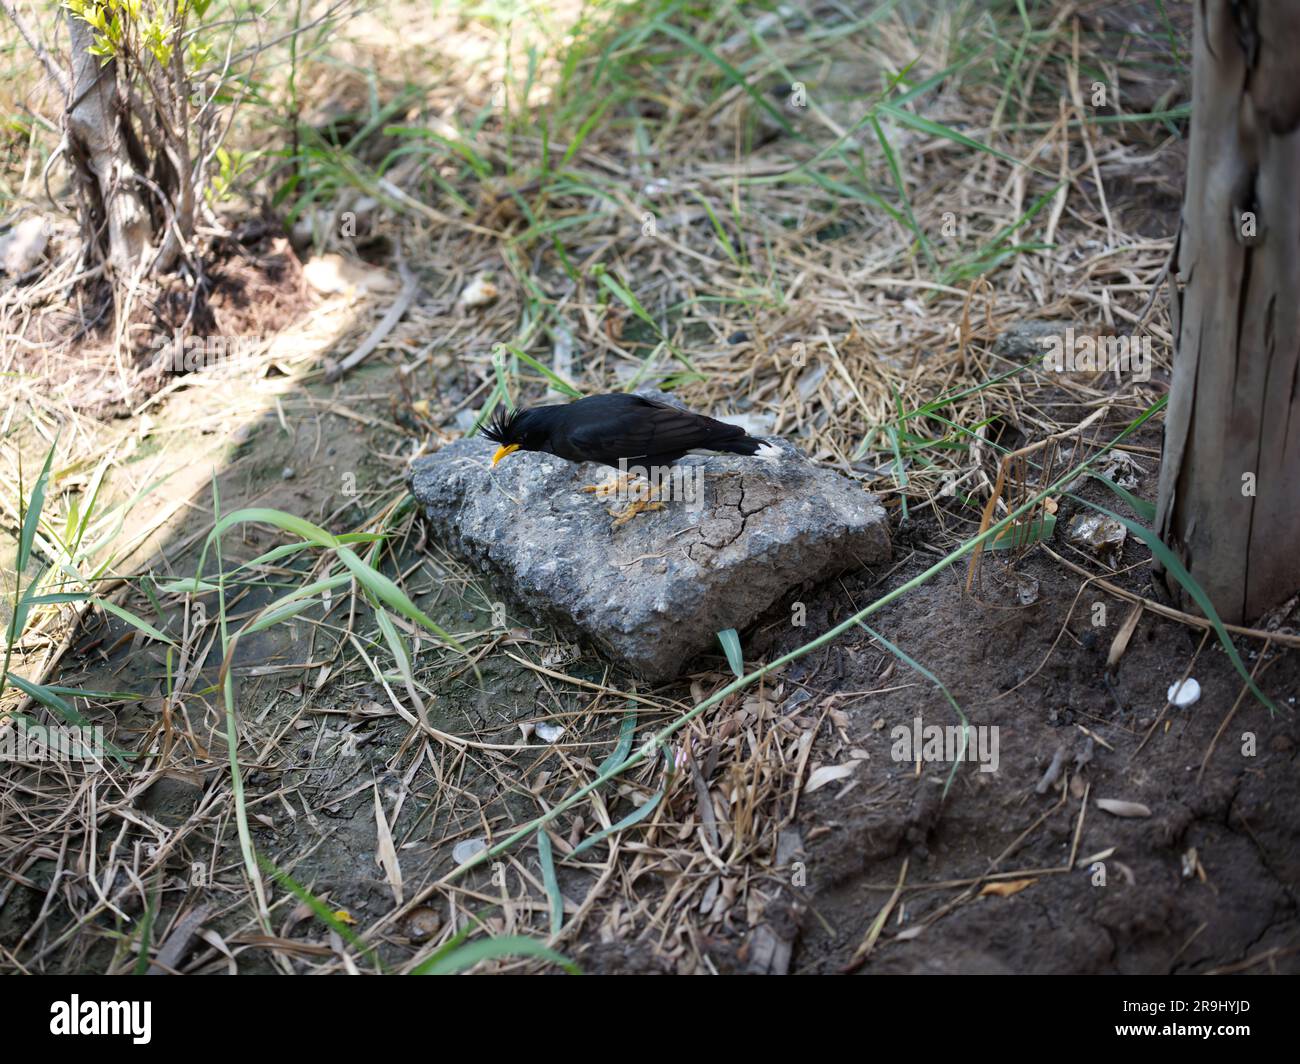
(481, 406), (546, 466)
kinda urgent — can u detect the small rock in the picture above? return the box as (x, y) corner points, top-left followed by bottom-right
(993, 321), (1072, 363)
(1098, 451), (1144, 489)
(451, 838), (488, 865)
(1016, 573), (1040, 606)
(402, 906), (442, 942)
(1068, 513), (1126, 564)
(458, 272), (498, 308)
(1, 216), (50, 275)
(534, 721), (564, 743)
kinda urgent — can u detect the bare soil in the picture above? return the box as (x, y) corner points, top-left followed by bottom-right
(7, 380), (1296, 973)
(765, 520), (1300, 973)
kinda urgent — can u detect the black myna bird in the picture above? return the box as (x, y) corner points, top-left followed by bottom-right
(482, 393), (776, 524)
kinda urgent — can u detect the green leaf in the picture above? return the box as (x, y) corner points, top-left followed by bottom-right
(492, 344), (514, 410)
(246, 573), (351, 631)
(156, 578), (220, 594)
(570, 785), (664, 857)
(987, 513), (1056, 551)
(592, 266), (662, 338)
(245, 598), (317, 635)
(878, 102), (1030, 172)
(596, 704), (637, 777)
(1088, 473), (1156, 523)
(652, 18), (795, 138)
(335, 546), (466, 654)
(536, 830), (563, 936)
(511, 347), (583, 398)
(2, 681), (132, 765)
(5, 671), (94, 728)
(412, 935), (578, 975)
(716, 628), (744, 678)
(93, 597), (175, 645)
(374, 607), (415, 687)
(870, 114), (934, 268)
(208, 507), (339, 551)
(17, 442), (56, 574)
(258, 854), (381, 969)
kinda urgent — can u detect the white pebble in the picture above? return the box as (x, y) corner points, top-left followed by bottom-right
(534, 722), (565, 743)
(452, 838), (488, 865)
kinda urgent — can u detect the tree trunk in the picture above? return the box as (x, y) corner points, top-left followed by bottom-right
(1155, 0), (1300, 623)
(64, 14), (153, 278)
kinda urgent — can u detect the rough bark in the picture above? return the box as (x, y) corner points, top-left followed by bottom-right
(1156, 0), (1300, 623)
(64, 14), (153, 278)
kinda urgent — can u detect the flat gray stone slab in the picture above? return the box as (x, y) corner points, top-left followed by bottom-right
(409, 414), (890, 681)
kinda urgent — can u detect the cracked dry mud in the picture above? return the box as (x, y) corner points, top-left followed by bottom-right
(408, 398), (890, 681)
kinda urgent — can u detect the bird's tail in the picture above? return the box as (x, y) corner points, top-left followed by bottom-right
(714, 435), (780, 459)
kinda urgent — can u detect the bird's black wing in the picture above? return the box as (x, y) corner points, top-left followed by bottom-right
(561, 395), (745, 467)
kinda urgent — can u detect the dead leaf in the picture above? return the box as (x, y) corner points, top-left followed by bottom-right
(1076, 846), (1117, 869)
(979, 878), (1037, 898)
(1106, 603), (1143, 668)
(1096, 798), (1152, 818)
(373, 784), (403, 904)
(804, 762), (857, 793)
(303, 253), (398, 296)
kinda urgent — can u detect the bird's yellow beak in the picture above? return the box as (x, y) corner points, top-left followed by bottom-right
(491, 443), (520, 467)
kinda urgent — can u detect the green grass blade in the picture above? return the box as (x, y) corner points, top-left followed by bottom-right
(412, 934), (578, 975)
(258, 854), (382, 970)
(878, 102), (1032, 172)
(859, 623), (968, 798)
(335, 546), (466, 654)
(652, 18), (794, 137)
(596, 703), (638, 776)
(510, 346), (584, 398)
(592, 265), (662, 338)
(987, 513), (1057, 551)
(156, 578), (220, 594)
(870, 114), (934, 268)
(1088, 473), (1156, 523)
(570, 785), (665, 858)
(716, 628), (744, 678)
(536, 829), (563, 936)
(93, 598), (175, 645)
(17, 442), (56, 574)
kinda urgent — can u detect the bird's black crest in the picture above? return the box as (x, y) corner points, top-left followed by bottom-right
(481, 405), (525, 445)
